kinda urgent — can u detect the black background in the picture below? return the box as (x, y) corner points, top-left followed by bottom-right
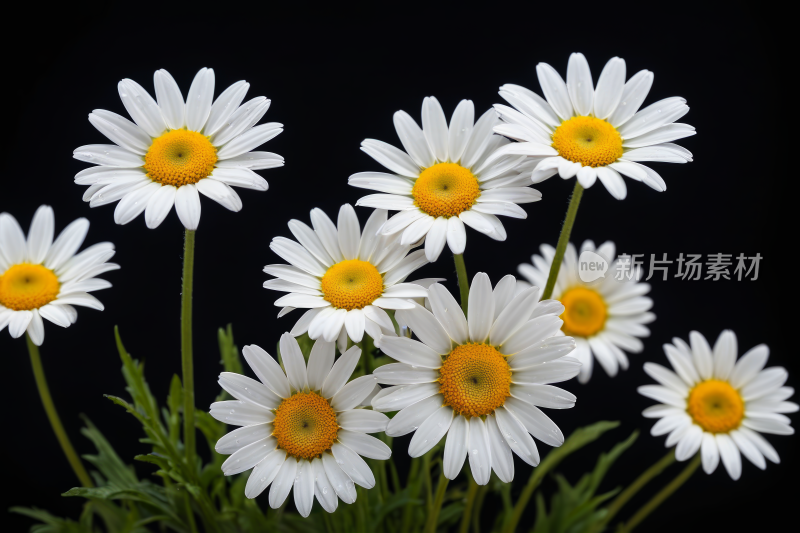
(1, 2), (791, 531)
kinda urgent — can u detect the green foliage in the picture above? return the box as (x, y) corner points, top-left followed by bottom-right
(529, 430), (639, 533)
(13, 326), (653, 533)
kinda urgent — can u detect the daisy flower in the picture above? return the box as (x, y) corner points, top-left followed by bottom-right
(517, 240), (653, 383)
(74, 67), (283, 230)
(492, 52), (694, 199)
(640, 330), (796, 480)
(264, 204), (430, 352)
(0, 206), (118, 346)
(350, 96), (541, 262)
(371, 273), (579, 485)
(211, 334), (389, 515)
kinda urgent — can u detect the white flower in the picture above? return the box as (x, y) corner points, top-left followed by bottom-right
(210, 334), (388, 516)
(0, 206), (118, 346)
(265, 204), (430, 352)
(492, 52), (694, 199)
(350, 96), (541, 262)
(640, 330), (797, 480)
(74, 68), (284, 230)
(371, 273), (579, 485)
(517, 240), (654, 383)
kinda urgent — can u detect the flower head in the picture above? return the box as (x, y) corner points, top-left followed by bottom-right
(265, 205), (430, 352)
(211, 334), (388, 515)
(74, 68), (283, 230)
(493, 53), (694, 199)
(350, 97), (541, 261)
(639, 330), (796, 480)
(0, 206), (118, 345)
(372, 273), (579, 485)
(517, 240), (654, 383)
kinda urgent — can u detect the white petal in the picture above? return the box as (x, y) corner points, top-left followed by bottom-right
(394, 109), (434, 168)
(322, 453), (357, 504)
(426, 283), (468, 344)
(504, 398), (564, 446)
(467, 416), (492, 485)
(196, 179), (243, 212)
(215, 423), (272, 455)
(88, 111), (150, 154)
(185, 68), (215, 132)
(622, 124), (696, 148)
(361, 139), (420, 178)
(488, 287), (541, 346)
(424, 217), (448, 262)
(618, 97), (689, 139)
(332, 375), (380, 411)
(730, 429), (767, 469)
(511, 383), (576, 409)
(378, 335), (443, 368)
(595, 167), (627, 200)
(244, 449), (287, 499)
(216, 123), (282, 159)
(331, 442), (375, 488)
(209, 400), (274, 427)
(675, 424), (703, 461)
(422, 96), (449, 162)
(536, 62), (573, 120)
(26, 309), (45, 346)
(576, 166), (597, 188)
(204, 80), (250, 136)
(408, 405), (454, 457)
(443, 415), (469, 479)
(608, 70), (654, 127)
(716, 433), (742, 480)
(712, 330), (737, 381)
(73, 144), (144, 167)
(386, 394), (443, 436)
(293, 459), (315, 517)
(448, 99), (474, 163)
(117, 78), (167, 137)
(486, 415), (514, 483)
(242, 344), (292, 398)
(372, 383), (440, 413)
(25, 205), (54, 264)
(337, 204), (361, 260)
(337, 429), (391, 460)
(592, 57), (626, 119)
(218, 372), (281, 409)
(221, 436), (277, 475)
(153, 69), (185, 130)
(730, 344), (769, 389)
(269, 237), (327, 277)
(0, 213), (27, 264)
(211, 97), (271, 146)
(269, 456), (298, 509)
(566, 52), (593, 116)
(689, 331), (714, 380)
(373, 363), (439, 385)
(643, 363), (688, 396)
(394, 305), (452, 354)
(144, 185), (177, 229)
(338, 409), (389, 434)
(280, 333), (308, 391)
(320, 345), (362, 398)
(501, 315), (563, 355)
(701, 432), (720, 474)
(495, 407), (540, 466)
(174, 184), (201, 230)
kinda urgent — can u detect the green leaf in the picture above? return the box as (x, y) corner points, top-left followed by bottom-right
(217, 324), (243, 375)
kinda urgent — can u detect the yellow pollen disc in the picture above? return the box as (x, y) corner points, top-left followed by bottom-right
(412, 162), (481, 218)
(143, 129), (218, 186)
(551, 116), (623, 168)
(438, 343), (511, 418)
(0, 263), (60, 311)
(686, 380), (745, 433)
(559, 287), (608, 337)
(272, 392), (338, 459)
(320, 259), (384, 310)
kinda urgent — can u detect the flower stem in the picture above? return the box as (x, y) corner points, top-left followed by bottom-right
(620, 453), (701, 532)
(25, 334), (93, 488)
(542, 182), (584, 300)
(425, 471), (450, 533)
(459, 477), (479, 533)
(181, 229), (196, 468)
(591, 450), (675, 533)
(453, 253), (469, 314)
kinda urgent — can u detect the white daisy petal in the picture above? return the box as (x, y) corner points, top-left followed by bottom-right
(336, 429), (391, 460)
(218, 372), (281, 410)
(349, 172), (414, 195)
(428, 283), (469, 344)
(495, 407), (540, 466)
(222, 437), (278, 476)
(88, 111), (150, 155)
(185, 68), (215, 132)
(174, 184), (201, 230)
(504, 398), (564, 446)
(144, 185), (178, 229)
(73, 144), (144, 167)
(675, 424), (703, 461)
(486, 415), (514, 483)
(394, 306), (452, 355)
(592, 57), (626, 119)
(443, 415), (469, 479)
(701, 432), (720, 474)
(608, 70), (654, 127)
(378, 336), (443, 368)
(204, 80), (250, 136)
(216, 123), (282, 159)
(689, 331), (714, 380)
(424, 217), (449, 262)
(242, 345), (292, 398)
(211, 97), (270, 146)
(422, 96), (449, 162)
(730, 344), (769, 389)
(320, 345), (362, 398)
(729, 428), (767, 469)
(373, 363), (439, 385)
(536, 62), (573, 121)
(715, 433), (742, 480)
(622, 123), (695, 148)
(244, 449), (286, 499)
(268, 456), (298, 509)
(566, 52), (594, 116)
(337, 410), (389, 434)
(26, 205), (54, 264)
(467, 273), (494, 343)
(448, 99), (475, 163)
(196, 179), (243, 212)
(713, 330), (737, 381)
(394, 110), (435, 168)
(331, 375), (380, 411)
(323, 453), (357, 504)
(467, 417), (492, 485)
(372, 383), (441, 413)
(279, 333), (308, 391)
(215, 423), (272, 455)
(153, 69), (185, 130)
(118, 78), (167, 137)
(361, 139), (421, 178)
(331, 442), (376, 489)
(337, 204), (361, 260)
(210, 400), (274, 427)
(408, 405), (454, 457)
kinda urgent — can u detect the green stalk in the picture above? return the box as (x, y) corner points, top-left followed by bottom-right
(459, 478), (479, 533)
(542, 182), (584, 300)
(181, 229), (196, 468)
(591, 450), (675, 532)
(453, 253), (469, 314)
(26, 334), (94, 488)
(620, 454), (701, 532)
(424, 471), (450, 533)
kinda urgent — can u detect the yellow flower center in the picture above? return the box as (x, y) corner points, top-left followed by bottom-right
(272, 392), (339, 460)
(439, 343), (511, 418)
(143, 129), (218, 186)
(686, 380), (745, 434)
(559, 287), (607, 337)
(551, 116), (623, 168)
(320, 259), (384, 311)
(0, 263), (60, 311)
(412, 163), (481, 218)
